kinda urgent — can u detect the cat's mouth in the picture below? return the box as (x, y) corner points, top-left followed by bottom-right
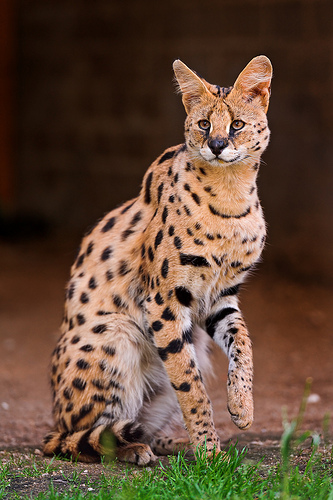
(199, 147), (242, 166)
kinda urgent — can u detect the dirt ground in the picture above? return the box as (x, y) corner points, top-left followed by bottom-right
(0, 238), (332, 456)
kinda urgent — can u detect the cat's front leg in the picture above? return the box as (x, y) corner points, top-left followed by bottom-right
(148, 302), (220, 456)
(205, 295), (254, 430)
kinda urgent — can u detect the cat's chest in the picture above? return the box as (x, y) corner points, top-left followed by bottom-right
(183, 207), (266, 315)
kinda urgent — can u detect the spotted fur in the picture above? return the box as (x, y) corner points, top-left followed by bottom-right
(44, 56), (272, 464)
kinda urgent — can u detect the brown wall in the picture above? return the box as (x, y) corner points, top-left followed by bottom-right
(16, 0), (333, 282)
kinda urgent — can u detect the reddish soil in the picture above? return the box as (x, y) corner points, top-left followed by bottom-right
(0, 239), (332, 451)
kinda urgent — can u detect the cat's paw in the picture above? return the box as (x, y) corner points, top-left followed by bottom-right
(227, 375), (254, 430)
(117, 443), (157, 465)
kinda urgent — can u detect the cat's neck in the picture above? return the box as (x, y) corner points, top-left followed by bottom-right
(186, 154), (261, 216)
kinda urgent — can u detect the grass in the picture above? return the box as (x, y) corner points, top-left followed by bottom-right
(1, 383), (332, 499)
(1, 439), (332, 500)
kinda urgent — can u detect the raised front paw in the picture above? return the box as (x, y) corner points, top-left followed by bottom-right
(227, 372), (254, 430)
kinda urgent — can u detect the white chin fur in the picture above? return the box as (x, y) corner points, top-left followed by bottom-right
(200, 146), (242, 164)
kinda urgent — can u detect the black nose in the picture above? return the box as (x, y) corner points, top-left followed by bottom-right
(208, 137), (228, 156)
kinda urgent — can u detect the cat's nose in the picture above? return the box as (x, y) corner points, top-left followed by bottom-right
(208, 137), (228, 156)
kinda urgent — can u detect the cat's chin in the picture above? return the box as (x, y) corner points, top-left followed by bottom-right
(200, 154), (242, 167)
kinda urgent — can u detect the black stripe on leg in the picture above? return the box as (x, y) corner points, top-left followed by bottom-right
(205, 307), (238, 338)
(78, 429), (100, 460)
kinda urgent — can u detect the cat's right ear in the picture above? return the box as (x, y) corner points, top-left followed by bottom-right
(173, 60), (210, 114)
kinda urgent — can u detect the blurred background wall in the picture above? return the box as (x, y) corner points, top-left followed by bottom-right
(1, 0), (332, 283)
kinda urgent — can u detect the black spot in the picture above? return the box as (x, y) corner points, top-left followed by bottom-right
(102, 345), (116, 356)
(67, 282), (75, 300)
(121, 228), (134, 240)
(76, 253), (85, 268)
(205, 308), (238, 338)
(182, 327), (193, 343)
(92, 394), (105, 402)
(106, 270), (113, 281)
(148, 246), (154, 262)
(158, 338), (183, 361)
(63, 387), (73, 400)
(229, 327), (239, 335)
(191, 193), (201, 205)
(212, 255), (221, 266)
(155, 230), (163, 249)
(80, 344), (94, 352)
(120, 200), (136, 214)
(80, 292), (89, 304)
(71, 335), (80, 344)
(155, 292), (164, 305)
(144, 171), (153, 204)
(161, 307), (176, 321)
(195, 222), (201, 230)
(130, 210), (142, 226)
(88, 277), (97, 289)
(174, 236), (182, 249)
(231, 261), (242, 268)
(206, 233), (214, 240)
(187, 228), (193, 236)
(169, 195), (175, 203)
(92, 324), (107, 334)
(168, 225), (175, 236)
(66, 402), (73, 412)
(167, 166), (173, 176)
(158, 150), (176, 164)
(152, 320), (163, 332)
(86, 241), (94, 256)
(183, 205), (191, 216)
(71, 403), (94, 428)
(99, 360), (107, 372)
(161, 258), (169, 278)
(185, 162), (192, 171)
(172, 382), (191, 392)
(199, 167), (207, 176)
(101, 247), (112, 261)
(180, 253), (210, 267)
(175, 286), (193, 307)
(92, 379), (104, 390)
(119, 260), (130, 276)
(162, 206), (168, 224)
(77, 314), (86, 326)
(174, 173), (179, 183)
(194, 238), (204, 246)
(76, 359), (90, 370)
(72, 378), (86, 391)
(157, 183), (164, 204)
(101, 217), (116, 233)
(68, 318), (74, 330)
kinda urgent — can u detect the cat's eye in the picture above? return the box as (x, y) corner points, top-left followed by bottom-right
(198, 120), (211, 130)
(231, 120), (245, 130)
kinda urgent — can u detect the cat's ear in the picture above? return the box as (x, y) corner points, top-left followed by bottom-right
(233, 56), (272, 112)
(173, 60), (210, 114)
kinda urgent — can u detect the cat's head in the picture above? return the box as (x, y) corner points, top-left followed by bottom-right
(173, 56), (272, 168)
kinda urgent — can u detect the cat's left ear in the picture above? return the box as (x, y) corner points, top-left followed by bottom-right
(173, 60), (211, 114)
(233, 56), (272, 113)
